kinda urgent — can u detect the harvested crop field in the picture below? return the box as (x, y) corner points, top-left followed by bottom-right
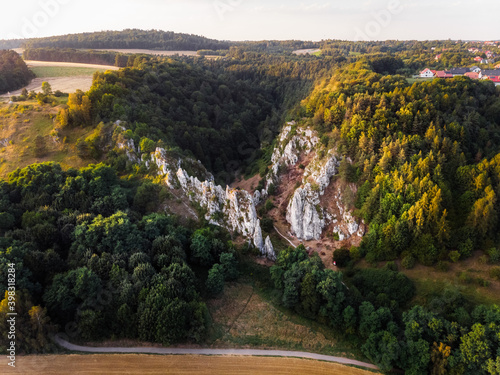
(5, 354), (378, 375)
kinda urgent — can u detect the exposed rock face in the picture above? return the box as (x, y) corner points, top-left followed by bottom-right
(286, 184), (324, 240)
(266, 123), (364, 244)
(114, 129), (275, 260)
(259, 122), (319, 201)
(263, 236), (276, 261)
(332, 187), (365, 241)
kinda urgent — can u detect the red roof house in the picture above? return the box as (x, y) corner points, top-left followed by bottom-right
(464, 72), (480, 79)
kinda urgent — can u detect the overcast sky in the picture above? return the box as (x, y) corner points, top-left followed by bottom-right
(0, 0), (498, 42)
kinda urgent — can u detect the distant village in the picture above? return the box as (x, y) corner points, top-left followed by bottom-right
(419, 67), (500, 85)
(421, 41), (500, 86)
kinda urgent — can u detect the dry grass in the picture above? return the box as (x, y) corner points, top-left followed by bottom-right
(0, 102), (94, 177)
(208, 283), (333, 352)
(5, 354), (376, 375)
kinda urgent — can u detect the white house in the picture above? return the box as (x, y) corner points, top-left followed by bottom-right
(420, 68), (435, 78)
(470, 66), (482, 73)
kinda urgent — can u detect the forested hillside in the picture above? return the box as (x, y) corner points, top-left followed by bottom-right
(0, 50), (33, 94)
(0, 163), (239, 350)
(69, 53), (343, 180)
(22, 29), (230, 51)
(301, 58), (500, 264)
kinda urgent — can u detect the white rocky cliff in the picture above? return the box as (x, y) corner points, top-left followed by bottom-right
(264, 122), (365, 243)
(117, 135), (276, 260)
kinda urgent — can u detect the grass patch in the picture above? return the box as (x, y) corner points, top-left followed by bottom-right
(31, 66), (109, 78)
(407, 77), (434, 84)
(0, 100), (95, 177)
(205, 258), (369, 363)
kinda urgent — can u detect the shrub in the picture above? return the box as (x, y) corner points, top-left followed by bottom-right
(350, 246), (361, 262)
(490, 267), (500, 281)
(449, 251), (461, 263)
(267, 183), (276, 196)
(333, 247), (351, 268)
(265, 199), (274, 212)
(458, 271), (472, 284)
(476, 278), (490, 287)
(261, 217), (274, 233)
(298, 163), (305, 169)
(487, 248), (500, 264)
(458, 239), (473, 258)
(384, 261), (398, 271)
(401, 255), (416, 270)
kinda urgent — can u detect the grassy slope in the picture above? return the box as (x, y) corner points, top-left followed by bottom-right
(354, 252), (500, 308)
(0, 99), (95, 177)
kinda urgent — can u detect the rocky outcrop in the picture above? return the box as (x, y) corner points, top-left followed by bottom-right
(267, 123), (364, 244)
(258, 122), (319, 201)
(332, 187), (365, 241)
(286, 184), (324, 240)
(286, 152), (339, 240)
(263, 236), (276, 261)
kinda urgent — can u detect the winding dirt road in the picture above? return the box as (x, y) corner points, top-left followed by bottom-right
(54, 335), (378, 370)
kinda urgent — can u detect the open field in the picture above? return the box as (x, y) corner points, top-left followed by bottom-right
(25, 60), (118, 71)
(293, 49), (321, 55)
(0, 61), (118, 98)
(0, 77), (94, 98)
(93, 48), (199, 56)
(30, 66), (110, 78)
(4, 354), (377, 375)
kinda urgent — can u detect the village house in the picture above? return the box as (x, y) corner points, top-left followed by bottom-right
(420, 68), (435, 78)
(450, 67), (470, 76)
(470, 66), (482, 73)
(464, 72), (480, 79)
(480, 69), (500, 79)
(435, 71), (453, 79)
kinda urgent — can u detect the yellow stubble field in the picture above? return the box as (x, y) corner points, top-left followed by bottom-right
(4, 354), (378, 375)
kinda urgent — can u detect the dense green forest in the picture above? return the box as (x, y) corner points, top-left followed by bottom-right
(300, 57), (500, 265)
(0, 163), (239, 351)
(22, 29), (230, 51)
(271, 245), (500, 374)
(62, 53), (343, 181)
(0, 50), (33, 94)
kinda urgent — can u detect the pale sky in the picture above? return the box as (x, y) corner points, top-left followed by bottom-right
(0, 0), (498, 42)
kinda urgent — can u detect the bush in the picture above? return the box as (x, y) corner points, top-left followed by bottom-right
(487, 248), (500, 264)
(490, 267), (500, 281)
(350, 246), (361, 262)
(458, 239), (473, 258)
(267, 183), (276, 196)
(449, 251), (461, 263)
(261, 217), (274, 233)
(384, 261), (398, 271)
(401, 255), (416, 270)
(265, 199), (274, 212)
(458, 271), (472, 284)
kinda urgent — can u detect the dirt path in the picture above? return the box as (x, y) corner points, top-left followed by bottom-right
(273, 225), (297, 248)
(54, 335), (378, 370)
